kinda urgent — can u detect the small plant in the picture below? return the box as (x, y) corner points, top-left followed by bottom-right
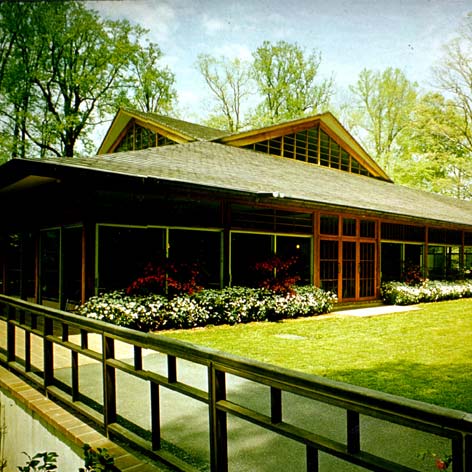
(253, 255), (300, 294)
(420, 451), (452, 470)
(17, 445), (116, 472)
(402, 262), (424, 286)
(17, 452), (58, 471)
(126, 258), (201, 297)
(80, 444), (116, 471)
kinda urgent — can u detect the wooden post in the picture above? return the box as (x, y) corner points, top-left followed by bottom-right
(347, 410), (360, 454)
(208, 365), (227, 472)
(167, 355), (177, 383)
(452, 435), (465, 472)
(6, 305), (15, 363)
(103, 335), (116, 430)
(134, 345), (143, 371)
(306, 445), (319, 472)
(150, 382), (161, 451)
(465, 434), (472, 472)
(270, 386), (282, 424)
(43, 316), (54, 388)
(72, 350), (79, 402)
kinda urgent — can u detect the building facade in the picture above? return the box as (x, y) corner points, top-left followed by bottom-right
(2, 108), (472, 309)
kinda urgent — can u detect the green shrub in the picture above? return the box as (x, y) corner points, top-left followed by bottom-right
(381, 279), (472, 305)
(77, 286), (337, 331)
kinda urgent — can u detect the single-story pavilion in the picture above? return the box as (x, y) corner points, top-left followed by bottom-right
(2, 107), (472, 309)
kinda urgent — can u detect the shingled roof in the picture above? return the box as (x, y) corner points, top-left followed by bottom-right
(11, 141), (472, 227)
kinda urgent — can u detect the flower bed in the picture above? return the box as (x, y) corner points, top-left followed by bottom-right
(76, 286), (337, 332)
(381, 279), (472, 305)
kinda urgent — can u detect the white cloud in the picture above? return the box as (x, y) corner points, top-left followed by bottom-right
(87, 0), (178, 44)
(202, 14), (228, 35)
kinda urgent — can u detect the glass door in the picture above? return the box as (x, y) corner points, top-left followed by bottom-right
(360, 242), (376, 297)
(342, 241), (356, 298)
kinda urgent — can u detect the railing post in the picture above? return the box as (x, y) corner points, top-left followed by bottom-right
(150, 381), (161, 451)
(71, 350), (79, 402)
(43, 316), (53, 388)
(347, 410), (360, 454)
(452, 435), (465, 472)
(167, 355), (177, 383)
(134, 346), (143, 371)
(103, 335), (116, 432)
(208, 364), (228, 472)
(306, 445), (319, 472)
(271, 386), (282, 424)
(6, 305), (15, 363)
(465, 434), (472, 472)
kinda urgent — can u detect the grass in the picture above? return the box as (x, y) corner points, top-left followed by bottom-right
(158, 298), (472, 412)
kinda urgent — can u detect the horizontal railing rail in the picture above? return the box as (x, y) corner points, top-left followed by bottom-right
(0, 294), (471, 471)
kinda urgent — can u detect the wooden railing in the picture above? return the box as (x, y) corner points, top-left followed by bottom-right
(0, 294), (471, 472)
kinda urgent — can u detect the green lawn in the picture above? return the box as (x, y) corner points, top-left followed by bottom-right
(158, 298), (472, 412)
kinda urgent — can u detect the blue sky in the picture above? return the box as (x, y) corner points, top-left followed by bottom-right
(88, 0), (471, 120)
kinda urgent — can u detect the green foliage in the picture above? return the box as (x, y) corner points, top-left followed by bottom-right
(196, 40), (334, 130)
(381, 279), (472, 305)
(79, 444), (116, 472)
(77, 286), (337, 331)
(398, 92), (472, 199)
(17, 452), (58, 471)
(119, 41), (177, 114)
(347, 67), (418, 175)
(0, 1), (175, 159)
(17, 445), (116, 472)
(196, 54), (252, 132)
(251, 40), (334, 126)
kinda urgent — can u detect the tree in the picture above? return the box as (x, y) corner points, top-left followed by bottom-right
(397, 93), (472, 199)
(428, 12), (472, 198)
(0, 2), (176, 159)
(348, 67), (418, 176)
(251, 40), (334, 126)
(120, 41), (177, 114)
(196, 54), (252, 132)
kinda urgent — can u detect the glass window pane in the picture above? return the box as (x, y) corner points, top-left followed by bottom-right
(98, 226), (165, 292)
(63, 227), (83, 304)
(40, 229), (60, 301)
(342, 218), (356, 236)
(319, 240), (338, 294)
(360, 220), (376, 238)
(319, 130), (329, 167)
(320, 215), (339, 235)
(330, 141), (340, 168)
(231, 233), (272, 286)
(427, 245), (445, 280)
(169, 229), (222, 288)
(307, 127), (318, 163)
(276, 236), (311, 285)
